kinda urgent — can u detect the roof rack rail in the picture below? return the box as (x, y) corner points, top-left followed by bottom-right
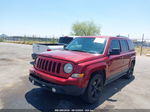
(116, 35), (128, 38)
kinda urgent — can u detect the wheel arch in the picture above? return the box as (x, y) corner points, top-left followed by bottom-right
(132, 60), (136, 66)
(90, 69), (106, 85)
(129, 59), (136, 67)
(82, 62), (107, 87)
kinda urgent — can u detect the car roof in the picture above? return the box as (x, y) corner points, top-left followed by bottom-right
(77, 36), (130, 40)
(61, 36), (77, 38)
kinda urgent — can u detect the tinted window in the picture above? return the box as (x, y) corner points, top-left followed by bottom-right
(120, 40), (129, 52)
(59, 37), (73, 44)
(109, 39), (121, 52)
(127, 40), (134, 50)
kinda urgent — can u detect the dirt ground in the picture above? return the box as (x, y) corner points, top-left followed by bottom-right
(0, 42), (150, 111)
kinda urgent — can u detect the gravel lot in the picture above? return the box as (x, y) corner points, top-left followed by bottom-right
(0, 42), (150, 111)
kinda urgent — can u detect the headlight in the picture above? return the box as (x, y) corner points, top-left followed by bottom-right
(64, 63), (73, 73)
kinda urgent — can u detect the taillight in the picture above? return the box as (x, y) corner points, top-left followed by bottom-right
(47, 49), (52, 51)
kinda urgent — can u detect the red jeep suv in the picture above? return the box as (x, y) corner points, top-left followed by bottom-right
(29, 36), (136, 103)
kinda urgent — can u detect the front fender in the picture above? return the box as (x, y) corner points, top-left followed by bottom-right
(84, 61), (106, 79)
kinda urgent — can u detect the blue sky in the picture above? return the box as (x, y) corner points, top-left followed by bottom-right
(0, 0), (150, 38)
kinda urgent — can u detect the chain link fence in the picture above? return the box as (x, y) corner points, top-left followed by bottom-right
(0, 34), (150, 55)
(0, 35), (59, 43)
(128, 34), (150, 56)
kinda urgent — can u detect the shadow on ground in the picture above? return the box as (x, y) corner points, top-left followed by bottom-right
(25, 76), (135, 111)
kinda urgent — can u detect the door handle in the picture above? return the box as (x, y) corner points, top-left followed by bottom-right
(119, 56), (123, 59)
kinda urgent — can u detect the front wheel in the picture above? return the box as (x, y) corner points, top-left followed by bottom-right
(81, 74), (103, 104)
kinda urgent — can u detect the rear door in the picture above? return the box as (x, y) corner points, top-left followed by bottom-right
(120, 39), (130, 72)
(107, 39), (123, 78)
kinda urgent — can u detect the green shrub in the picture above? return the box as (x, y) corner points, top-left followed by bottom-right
(0, 39), (4, 42)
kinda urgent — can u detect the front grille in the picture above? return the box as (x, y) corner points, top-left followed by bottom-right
(35, 57), (62, 74)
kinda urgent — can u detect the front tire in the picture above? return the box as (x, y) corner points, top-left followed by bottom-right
(82, 74), (104, 104)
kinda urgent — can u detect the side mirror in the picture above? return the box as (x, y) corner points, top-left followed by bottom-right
(109, 48), (120, 55)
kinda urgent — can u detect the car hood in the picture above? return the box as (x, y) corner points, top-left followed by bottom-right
(40, 50), (103, 63)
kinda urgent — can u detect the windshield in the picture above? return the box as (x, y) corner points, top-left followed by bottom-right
(65, 37), (107, 54)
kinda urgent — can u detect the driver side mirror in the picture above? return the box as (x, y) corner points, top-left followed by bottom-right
(109, 48), (120, 56)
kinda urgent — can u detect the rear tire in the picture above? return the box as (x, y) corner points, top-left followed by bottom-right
(81, 74), (103, 104)
(124, 62), (135, 79)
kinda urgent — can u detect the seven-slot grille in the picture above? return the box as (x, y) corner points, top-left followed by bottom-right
(35, 57), (62, 74)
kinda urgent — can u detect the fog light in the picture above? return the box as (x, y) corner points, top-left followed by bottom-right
(52, 88), (56, 93)
(71, 73), (84, 78)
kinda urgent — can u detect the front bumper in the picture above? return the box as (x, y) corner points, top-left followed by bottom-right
(29, 73), (86, 96)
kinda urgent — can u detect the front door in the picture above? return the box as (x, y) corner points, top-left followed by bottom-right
(107, 39), (123, 78)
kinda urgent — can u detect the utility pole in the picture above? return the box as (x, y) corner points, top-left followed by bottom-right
(140, 34), (144, 56)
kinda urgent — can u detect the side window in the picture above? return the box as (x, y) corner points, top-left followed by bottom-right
(109, 39), (121, 52)
(127, 40), (135, 50)
(120, 40), (129, 52)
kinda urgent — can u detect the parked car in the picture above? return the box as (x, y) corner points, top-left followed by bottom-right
(29, 36), (136, 103)
(32, 36), (74, 59)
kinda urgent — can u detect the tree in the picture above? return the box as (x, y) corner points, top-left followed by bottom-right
(71, 21), (101, 36)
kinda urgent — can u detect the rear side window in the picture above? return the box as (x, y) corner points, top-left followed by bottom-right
(120, 40), (129, 52)
(109, 39), (121, 52)
(127, 40), (134, 50)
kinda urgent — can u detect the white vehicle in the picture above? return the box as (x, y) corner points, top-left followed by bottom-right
(32, 36), (74, 59)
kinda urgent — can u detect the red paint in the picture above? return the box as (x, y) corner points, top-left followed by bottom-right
(47, 49), (52, 51)
(30, 36), (136, 89)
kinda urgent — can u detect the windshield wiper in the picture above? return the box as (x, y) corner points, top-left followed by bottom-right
(65, 49), (98, 54)
(70, 50), (88, 53)
(72, 50), (99, 54)
(64, 48), (70, 50)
